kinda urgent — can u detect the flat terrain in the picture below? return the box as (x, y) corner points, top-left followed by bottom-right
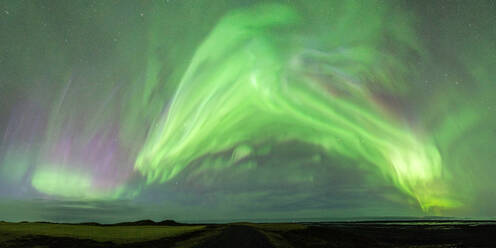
(0, 220), (495, 248)
(0, 222), (205, 244)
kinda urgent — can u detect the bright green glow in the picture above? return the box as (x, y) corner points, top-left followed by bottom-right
(135, 3), (458, 211)
(30, 166), (137, 200)
(32, 167), (94, 199)
(3, 0), (494, 221)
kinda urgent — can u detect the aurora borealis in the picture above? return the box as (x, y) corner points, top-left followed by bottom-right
(1, 0), (495, 223)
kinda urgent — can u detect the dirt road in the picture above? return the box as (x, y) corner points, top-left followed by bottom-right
(194, 225), (274, 248)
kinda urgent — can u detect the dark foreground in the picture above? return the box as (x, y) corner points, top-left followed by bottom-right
(1, 220), (496, 248)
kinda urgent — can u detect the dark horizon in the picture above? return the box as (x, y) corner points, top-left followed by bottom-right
(3, 215), (496, 225)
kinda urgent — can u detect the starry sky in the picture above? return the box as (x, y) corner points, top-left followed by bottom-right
(0, 0), (495, 223)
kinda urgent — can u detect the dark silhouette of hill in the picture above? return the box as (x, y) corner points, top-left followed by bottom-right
(111, 219), (186, 226)
(19, 219), (186, 226)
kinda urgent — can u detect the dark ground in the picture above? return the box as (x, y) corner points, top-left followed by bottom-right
(193, 225), (274, 248)
(1, 221), (496, 248)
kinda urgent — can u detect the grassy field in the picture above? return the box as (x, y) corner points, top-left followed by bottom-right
(0, 222), (205, 244)
(1, 221), (495, 247)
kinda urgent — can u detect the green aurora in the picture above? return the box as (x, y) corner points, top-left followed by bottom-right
(136, 3), (454, 211)
(0, 0), (495, 222)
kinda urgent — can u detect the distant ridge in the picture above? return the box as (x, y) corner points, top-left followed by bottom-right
(3, 217), (495, 225)
(76, 219), (186, 226)
(113, 219), (183, 226)
(3, 219), (188, 226)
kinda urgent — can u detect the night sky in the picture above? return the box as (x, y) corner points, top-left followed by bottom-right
(1, 0), (495, 223)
